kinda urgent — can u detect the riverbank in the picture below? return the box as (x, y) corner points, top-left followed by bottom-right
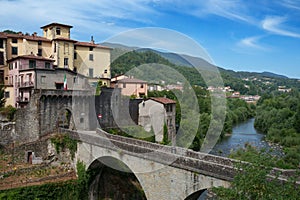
(210, 118), (284, 157)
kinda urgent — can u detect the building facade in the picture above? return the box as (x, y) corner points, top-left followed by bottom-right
(111, 77), (148, 98)
(0, 22), (112, 107)
(7, 55), (90, 108)
(138, 97), (176, 143)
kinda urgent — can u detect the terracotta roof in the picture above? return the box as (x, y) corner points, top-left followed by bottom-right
(0, 32), (51, 42)
(149, 97), (176, 104)
(115, 78), (147, 83)
(41, 22), (73, 29)
(7, 55), (55, 62)
(75, 41), (112, 49)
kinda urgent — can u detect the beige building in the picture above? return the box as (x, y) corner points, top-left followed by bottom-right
(111, 77), (148, 98)
(0, 22), (112, 106)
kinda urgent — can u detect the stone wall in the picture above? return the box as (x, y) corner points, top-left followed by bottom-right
(15, 92), (40, 143)
(0, 122), (15, 145)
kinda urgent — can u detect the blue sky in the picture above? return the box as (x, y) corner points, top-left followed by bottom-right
(1, 0), (300, 78)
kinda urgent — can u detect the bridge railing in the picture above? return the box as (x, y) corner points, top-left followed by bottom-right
(95, 128), (238, 167)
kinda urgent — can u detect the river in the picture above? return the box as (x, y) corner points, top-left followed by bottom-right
(210, 118), (283, 157)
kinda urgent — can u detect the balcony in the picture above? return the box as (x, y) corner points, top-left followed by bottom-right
(16, 96), (29, 103)
(17, 81), (34, 88)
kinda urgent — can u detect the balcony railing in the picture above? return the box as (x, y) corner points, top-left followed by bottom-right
(16, 96), (29, 103)
(17, 81), (34, 88)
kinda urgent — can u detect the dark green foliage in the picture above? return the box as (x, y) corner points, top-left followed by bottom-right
(162, 123), (170, 145)
(105, 126), (156, 143)
(254, 91), (300, 168)
(294, 103), (300, 133)
(213, 147), (300, 199)
(2, 30), (19, 34)
(95, 80), (102, 96)
(50, 134), (78, 160)
(0, 105), (17, 121)
(76, 161), (89, 200)
(0, 180), (79, 200)
(0, 84), (5, 108)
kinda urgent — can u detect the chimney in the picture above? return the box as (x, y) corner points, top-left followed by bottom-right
(32, 32), (37, 37)
(91, 36), (94, 44)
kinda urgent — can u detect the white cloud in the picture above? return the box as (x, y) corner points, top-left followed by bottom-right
(261, 16), (300, 38)
(152, 0), (252, 23)
(280, 0), (300, 10)
(237, 35), (268, 51)
(0, 0), (159, 41)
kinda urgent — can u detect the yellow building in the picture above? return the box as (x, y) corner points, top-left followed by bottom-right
(0, 22), (112, 106)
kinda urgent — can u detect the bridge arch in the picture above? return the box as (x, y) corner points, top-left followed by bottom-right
(77, 137), (231, 200)
(87, 156), (147, 200)
(184, 189), (207, 200)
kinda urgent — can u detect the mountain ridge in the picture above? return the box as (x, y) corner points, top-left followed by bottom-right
(101, 42), (291, 80)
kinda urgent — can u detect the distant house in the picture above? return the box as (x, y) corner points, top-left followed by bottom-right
(138, 97), (176, 143)
(111, 77), (148, 98)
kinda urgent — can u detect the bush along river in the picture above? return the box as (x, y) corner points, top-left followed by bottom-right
(210, 118), (284, 157)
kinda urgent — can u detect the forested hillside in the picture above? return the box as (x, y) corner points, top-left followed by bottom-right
(111, 50), (300, 95)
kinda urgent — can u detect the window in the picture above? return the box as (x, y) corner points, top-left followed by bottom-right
(89, 68), (93, 77)
(64, 58), (68, 68)
(38, 40), (42, 45)
(12, 47), (18, 55)
(4, 91), (9, 98)
(73, 77), (77, 83)
(123, 83), (126, 88)
(89, 47), (93, 51)
(45, 62), (50, 69)
(14, 62), (17, 69)
(55, 83), (63, 90)
(141, 84), (144, 88)
(0, 39), (3, 48)
(38, 49), (42, 56)
(64, 43), (69, 54)
(41, 76), (46, 83)
(0, 52), (4, 65)
(56, 27), (61, 35)
(104, 69), (107, 74)
(9, 63), (13, 70)
(28, 73), (32, 82)
(54, 43), (56, 53)
(89, 54), (93, 61)
(29, 60), (36, 68)
(12, 38), (17, 43)
(74, 52), (77, 59)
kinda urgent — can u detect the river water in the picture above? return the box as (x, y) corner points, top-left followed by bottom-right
(210, 118), (283, 157)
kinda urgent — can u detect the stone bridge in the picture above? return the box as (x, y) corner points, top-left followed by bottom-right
(68, 128), (297, 200)
(71, 128), (236, 200)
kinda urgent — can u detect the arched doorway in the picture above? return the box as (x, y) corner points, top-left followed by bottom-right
(57, 108), (74, 130)
(88, 156), (146, 200)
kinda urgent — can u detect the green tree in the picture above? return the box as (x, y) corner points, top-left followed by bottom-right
(294, 103), (300, 133)
(213, 148), (300, 199)
(0, 84), (5, 108)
